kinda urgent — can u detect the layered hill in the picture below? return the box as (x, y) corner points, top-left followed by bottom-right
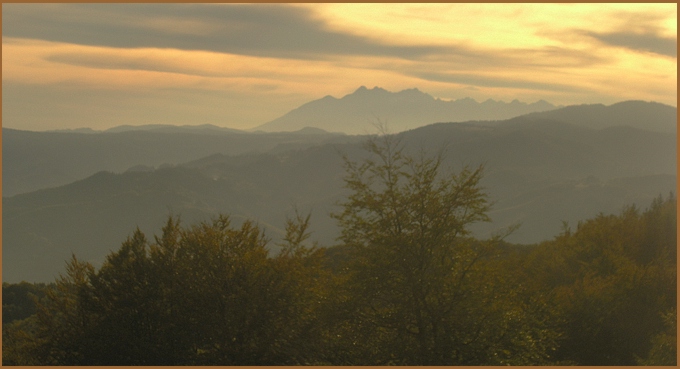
(254, 86), (558, 134)
(3, 101), (675, 283)
(516, 100), (677, 133)
(2, 127), (354, 197)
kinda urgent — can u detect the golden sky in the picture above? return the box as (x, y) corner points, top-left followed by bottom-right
(2, 3), (676, 131)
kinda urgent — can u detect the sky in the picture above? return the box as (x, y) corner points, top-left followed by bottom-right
(2, 3), (677, 131)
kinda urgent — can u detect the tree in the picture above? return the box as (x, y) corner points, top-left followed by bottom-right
(268, 209), (336, 364)
(637, 308), (677, 365)
(3, 282), (50, 325)
(522, 195), (677, 365)
(31, 255), (97, 365)
(14, 213), (336, 365)
(333, 133), (553, 364)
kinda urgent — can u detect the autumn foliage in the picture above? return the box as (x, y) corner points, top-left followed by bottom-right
(3, 136), (676, 365)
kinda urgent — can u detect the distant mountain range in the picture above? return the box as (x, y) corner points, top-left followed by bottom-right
(51, 124), (247, 135)
(2, 86), (558, 198)
(254, 86), (559, 134)
(3, 100), (676, 282)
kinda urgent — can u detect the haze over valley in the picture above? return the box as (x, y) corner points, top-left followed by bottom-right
(3, 94), (676, 283)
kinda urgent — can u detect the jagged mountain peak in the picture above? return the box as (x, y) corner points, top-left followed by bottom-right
(254, 86), (558, 134)
(353, 85), (388, 93)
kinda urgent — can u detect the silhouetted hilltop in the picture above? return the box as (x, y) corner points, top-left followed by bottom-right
(517, 100), (677, 133)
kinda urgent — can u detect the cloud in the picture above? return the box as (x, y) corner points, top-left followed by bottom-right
(566, 10), (677, 58)
(2, 3), (458, 61)
(1, 80), (298, 130)
(410, 71), (591, 94)
(3, 2), (676, 128)
(44, 50), (236, 79)
(585, 31), (676, 58)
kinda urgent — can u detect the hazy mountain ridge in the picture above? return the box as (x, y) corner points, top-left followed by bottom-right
(3, 100), (676, 282)
(255, 86), (559, 134)
(2, 128), (357, 197)
(49, 124), (339, 135)
(104, 124), (245, 134)
(515, 100), (677, 133)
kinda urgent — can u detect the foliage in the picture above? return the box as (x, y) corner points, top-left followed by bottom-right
(637, 308), (677, 365)
(2, 282), (50, 364)
(4, 215), (329, 365)
(2, 282), (50, 324)
(523, 193), (677, 365)
(331, 134), (558, 365)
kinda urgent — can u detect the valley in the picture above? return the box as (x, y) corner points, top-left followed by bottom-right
(2, 98), (676, 283)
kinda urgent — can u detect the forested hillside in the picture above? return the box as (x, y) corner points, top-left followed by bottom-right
(3, 136), (675, 365)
